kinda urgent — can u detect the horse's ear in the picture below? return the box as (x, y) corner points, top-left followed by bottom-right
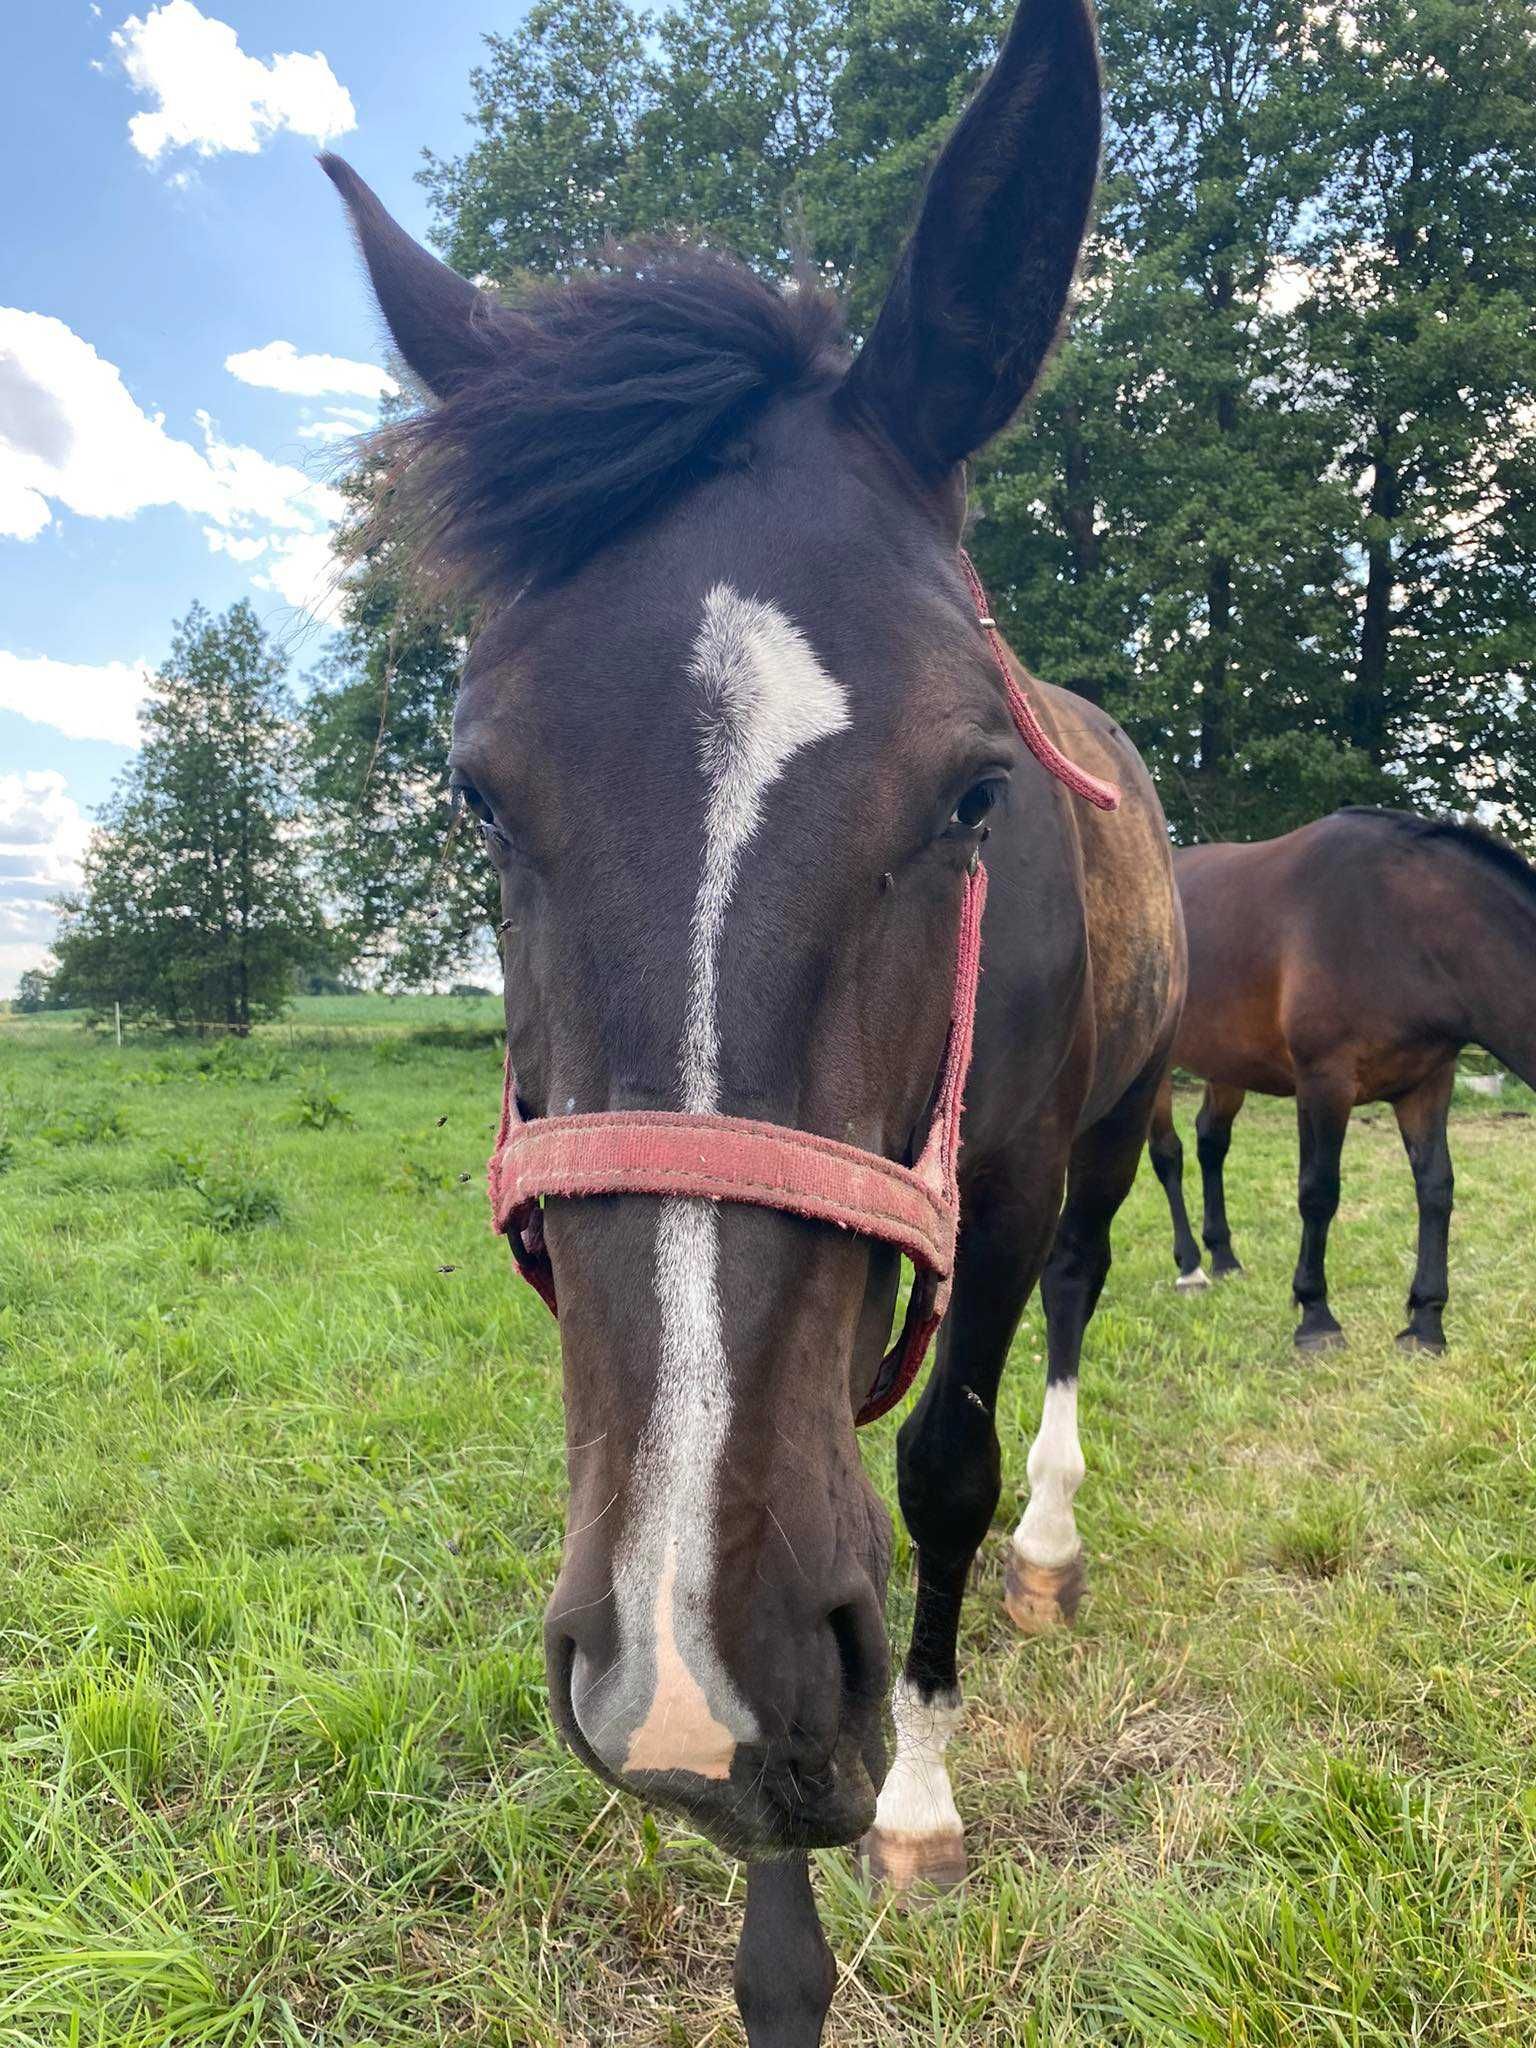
(838, 0), (1101, 481)
(320, 155), (498, 400)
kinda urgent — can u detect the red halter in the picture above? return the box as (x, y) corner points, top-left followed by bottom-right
(487, 555), (1119, 1426)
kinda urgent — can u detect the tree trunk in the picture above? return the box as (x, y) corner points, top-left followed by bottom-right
(1057, 402), (1105, 705)
(1201, 359), (1237, 793)
(1059, 404), (1101, 583)
(1351, 425), (1398, 764)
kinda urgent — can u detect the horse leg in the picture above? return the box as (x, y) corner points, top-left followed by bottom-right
(1007, 1087), (1154, 1633)
(734, 1858), (836, 2048)
(1196, 1083), (1246, 1277)
(1291, 1071), (1353, 1349)
(1393, 1061), (1455, 1354)
(861, 1175), (1061, 1891)
(1147, 1071), (1206, 1287)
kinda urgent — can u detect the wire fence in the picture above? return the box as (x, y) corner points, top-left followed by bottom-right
(0, 1003), (505, 1054)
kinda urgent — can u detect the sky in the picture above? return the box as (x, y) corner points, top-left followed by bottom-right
(0, 0), (523, 993)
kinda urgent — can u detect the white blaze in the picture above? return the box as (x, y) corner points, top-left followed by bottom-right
(618, 584), (850, 1777)
(1011, 1379), (1085, 1569)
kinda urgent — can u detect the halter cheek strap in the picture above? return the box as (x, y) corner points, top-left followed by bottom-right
(486, 555), (1118, 1427)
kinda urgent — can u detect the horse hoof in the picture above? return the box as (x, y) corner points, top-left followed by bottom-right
(859, 1827), (966, 1895)
(1396, 1326), (1446, 1354)
(1004, 1547), (1086, 1633)
(1210, 1258), (1244, 1281)
(1294, 1324), (1345, 1352)
(1175, 1268), (1210, 1291)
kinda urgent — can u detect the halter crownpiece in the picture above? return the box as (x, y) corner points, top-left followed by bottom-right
(488, 557), (1119, 1426)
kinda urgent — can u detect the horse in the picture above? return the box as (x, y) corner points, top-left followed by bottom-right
(322, 1), (1183, 2036)
(1148, 808), (1536, 1353)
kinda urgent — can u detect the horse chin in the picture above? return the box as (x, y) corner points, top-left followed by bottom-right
(676, 1728), (883, 1860)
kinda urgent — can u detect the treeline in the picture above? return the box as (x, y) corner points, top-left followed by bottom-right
(47, 0), (1536, 1010)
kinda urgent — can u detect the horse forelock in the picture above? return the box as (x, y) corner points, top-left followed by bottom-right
(372, 245), (849, 601)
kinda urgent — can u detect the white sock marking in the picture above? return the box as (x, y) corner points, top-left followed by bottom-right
(871, 1677), (963, 1839)
(615, 585), (850, 1777)
(1011, 1379), (1085, 1570)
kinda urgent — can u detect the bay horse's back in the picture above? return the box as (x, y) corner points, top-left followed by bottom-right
(1175, 808), (1536, 1101)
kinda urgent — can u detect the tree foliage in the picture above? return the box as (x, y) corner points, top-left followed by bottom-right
(300, 422), (498, 991)
(53, 603), (322, 1033)
(12, 968), (60, 1014)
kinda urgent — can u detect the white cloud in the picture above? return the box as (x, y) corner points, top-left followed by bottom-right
(0, 307), (344, 623)
(0, 770), (92, 994)
(111, 2), (356, 163)
(0, 652), (152, 747)
(0, 468), (50, 541)
(255, 530), (347, 627)
(0, 772), (90, 876)
(203, 528), (268, 563)
(226, 341), (395, 402)
(298, 406), (375, 444)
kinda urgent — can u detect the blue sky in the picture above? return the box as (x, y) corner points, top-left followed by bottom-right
(0, 0), (524, 992)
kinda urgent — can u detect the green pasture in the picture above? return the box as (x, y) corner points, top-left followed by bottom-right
(0, 1001), (1533, 2044)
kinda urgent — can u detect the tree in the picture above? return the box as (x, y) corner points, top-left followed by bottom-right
(420, 0), (843, 284)
(1296, 0), (1536, 833)
(301, 430), (498, 991)
(52, 602), (322, 1034)
(12, 966), (57, 1013)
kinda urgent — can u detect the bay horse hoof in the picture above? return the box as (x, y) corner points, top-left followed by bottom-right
(1174, 1267), (1211, 1291)
(1004, 1547), (1086, 1633)
(1396, 1325), (1446, 1354)
(1294, 1323), (1345, 1352)
(859, 1826), (966, 1894)
(1210, 1256), (1244, 1280)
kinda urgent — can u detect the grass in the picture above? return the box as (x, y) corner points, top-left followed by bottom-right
(0, 1000), (1533, 2044)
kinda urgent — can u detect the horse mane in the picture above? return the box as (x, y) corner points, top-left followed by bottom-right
(372, 242), (848, 597)
(1338, 806), (1536, 904)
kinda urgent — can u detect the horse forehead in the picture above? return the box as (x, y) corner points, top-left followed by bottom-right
(463, 574), (874, 779)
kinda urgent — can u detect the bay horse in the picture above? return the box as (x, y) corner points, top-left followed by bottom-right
(1149, 809), (1536, 1352)
(323, 0), (1182, 2036)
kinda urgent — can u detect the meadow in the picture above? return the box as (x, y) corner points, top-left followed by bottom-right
(1, 1000), (1534, 2046)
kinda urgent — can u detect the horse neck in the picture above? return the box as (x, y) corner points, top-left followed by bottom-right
(1444, 854), (1536, 1090)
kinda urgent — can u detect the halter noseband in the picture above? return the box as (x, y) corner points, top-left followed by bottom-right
(487, 554), (1119, 1426)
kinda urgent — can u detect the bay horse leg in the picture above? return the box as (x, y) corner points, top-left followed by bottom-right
(1147, 1071), (1207, 1287)
(1392, 1060), (1455, 1354)
(861, 1173), (1062, 1891)
(1196, 1083), (1246, 1277)
(734, 1858), (836, 2048)
(1291, 1071), (1353, 1349)
(1007, 1084), (1156, 1633)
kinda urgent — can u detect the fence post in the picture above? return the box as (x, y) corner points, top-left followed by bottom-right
(115, 1000), (122, 1049)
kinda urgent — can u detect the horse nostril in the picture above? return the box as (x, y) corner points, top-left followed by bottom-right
(826, 1595), (887, 1716)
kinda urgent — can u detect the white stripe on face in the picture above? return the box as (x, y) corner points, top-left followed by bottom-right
(616, 584), (851, 1780)
(680, 584), (853, 1115)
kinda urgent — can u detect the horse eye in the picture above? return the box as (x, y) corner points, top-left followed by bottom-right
(946, 779), (1002, 837)
(451, 778), (493, 825)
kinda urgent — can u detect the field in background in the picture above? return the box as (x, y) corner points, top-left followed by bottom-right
(1, 999), (1534, 2045)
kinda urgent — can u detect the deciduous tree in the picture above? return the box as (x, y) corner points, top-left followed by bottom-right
(53, 603), (321, 1033)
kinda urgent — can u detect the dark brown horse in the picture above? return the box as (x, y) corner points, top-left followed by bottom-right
(323, 1), (1182, 2037)
(1150, 809), (1536, 1352)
